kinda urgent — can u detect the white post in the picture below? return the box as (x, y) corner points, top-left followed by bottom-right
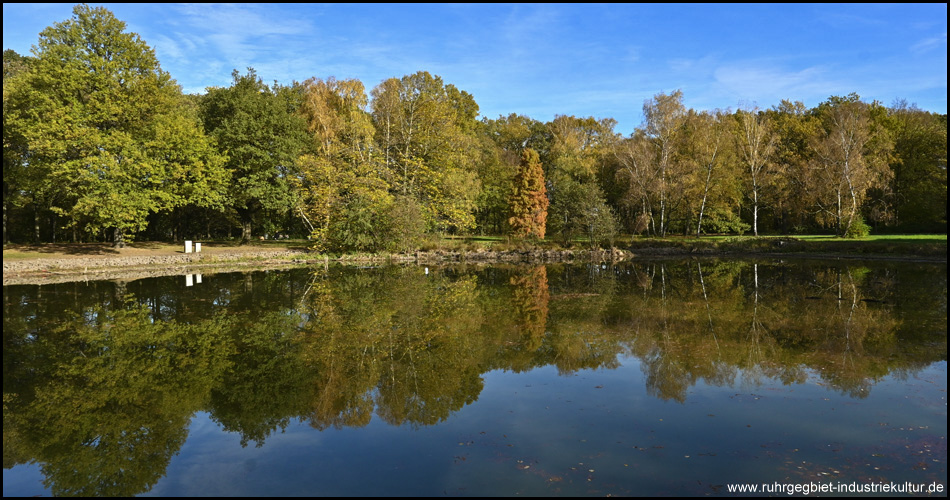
(185, 240), (193, 253)
(196, 274), (202, 284)
(195, 242), (202, 253)
(186, 274), (194, 286)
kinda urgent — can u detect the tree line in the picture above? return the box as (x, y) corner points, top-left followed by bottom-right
(3, 5), (946, 249)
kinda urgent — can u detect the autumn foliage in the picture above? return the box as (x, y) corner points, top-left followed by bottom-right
(508, 148), (549, 239)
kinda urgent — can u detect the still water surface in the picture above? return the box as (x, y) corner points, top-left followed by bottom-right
(3, 259), (946, 496)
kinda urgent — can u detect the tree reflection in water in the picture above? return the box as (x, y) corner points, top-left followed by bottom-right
(3, 260), (945, 496)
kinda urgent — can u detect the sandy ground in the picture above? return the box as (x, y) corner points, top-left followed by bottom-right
(3, 242), (312, 285)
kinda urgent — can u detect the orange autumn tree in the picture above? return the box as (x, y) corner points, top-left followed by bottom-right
(508, 148), (549, 239)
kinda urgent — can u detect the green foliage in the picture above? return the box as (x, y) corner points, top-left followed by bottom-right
(327, 191), (386, 252)
(369, 71), (483, 233)
(379, 195), (426, 253)
(888, 103), (947, 232)
(844, 214), (871, 238)
(199, 68), (309, 241)
(701, 206), (750, 235)
(4, 298), (233, 496)
(549, 178), (618, 247)
(2, 7), (946, 246)
(3, 5), (228, 246)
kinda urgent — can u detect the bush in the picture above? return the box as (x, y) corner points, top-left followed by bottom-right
(702, 207), (750, 236)
(548, 179), (618, 248)
(379, 195), (426, 253)
(844, 214), (871, 239)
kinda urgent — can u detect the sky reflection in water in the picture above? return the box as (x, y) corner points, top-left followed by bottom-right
(3, 260), (946, 496)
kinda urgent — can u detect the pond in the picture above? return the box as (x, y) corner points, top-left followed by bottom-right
(2, 259), (947, 496)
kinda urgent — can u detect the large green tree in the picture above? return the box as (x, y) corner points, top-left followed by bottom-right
(3, 5), (227, 247)
(888, 101), (947, 232)
(680, 109), (741, 236)
(294, 76), (403, 252)
(3, 49), (33, 244)
(545, 115), (619, 243)
(199, 68), (309, 242)
(767, 100), (820, 233)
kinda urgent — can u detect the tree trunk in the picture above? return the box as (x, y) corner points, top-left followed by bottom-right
(752, 184), (759, 237)
(113, 227), (125, 248)
(241, 218), (252, 243)
(2, 182), (8, 244)
(33, 204), (41, 243)
(696, 179), (710, 237)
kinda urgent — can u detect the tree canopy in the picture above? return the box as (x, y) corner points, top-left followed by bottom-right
(3, 4), (228, 247)
(3, 6), (946, 247)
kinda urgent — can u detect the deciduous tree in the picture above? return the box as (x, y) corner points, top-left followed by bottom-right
(508, 148), (549, 239)
(734, 105), (776, 237)
(199, 68), (309, 242)
(3, 5), (228, 247)
(807, 94), (894, 237)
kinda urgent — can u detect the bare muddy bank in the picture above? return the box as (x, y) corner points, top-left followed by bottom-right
(3, 248), (632, 286)
(5, 242), (944, 286)
(3, 250), (312, 286)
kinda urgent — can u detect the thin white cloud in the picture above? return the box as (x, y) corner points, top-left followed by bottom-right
(815, 9), (888, 29)
(172, 4), (312, 36)
(151, 34), (183, 60)
(713, 64), (833, 95)
(911, 32), (947, 54)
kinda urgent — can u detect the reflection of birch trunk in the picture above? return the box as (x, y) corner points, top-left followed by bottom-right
(660, 263), (667, 301)
(646, 264), (688, 402)
(697, 262), (721, 358)
(840, 269), (857, 372)
(298, 272), (320, 311)
(746, 264), (765, 383)
(388, 328), (396, 387)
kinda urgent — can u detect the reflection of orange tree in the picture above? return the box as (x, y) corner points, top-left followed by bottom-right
(2, 262), (937, 497)
(509, 265), (550, 362)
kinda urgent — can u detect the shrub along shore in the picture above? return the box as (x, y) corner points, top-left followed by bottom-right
(3, 235), (945, 286)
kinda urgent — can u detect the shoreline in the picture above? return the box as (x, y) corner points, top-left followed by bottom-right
(4, 244), (945, 286)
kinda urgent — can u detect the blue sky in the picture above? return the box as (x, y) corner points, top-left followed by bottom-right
(3, 3), (946, 135)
